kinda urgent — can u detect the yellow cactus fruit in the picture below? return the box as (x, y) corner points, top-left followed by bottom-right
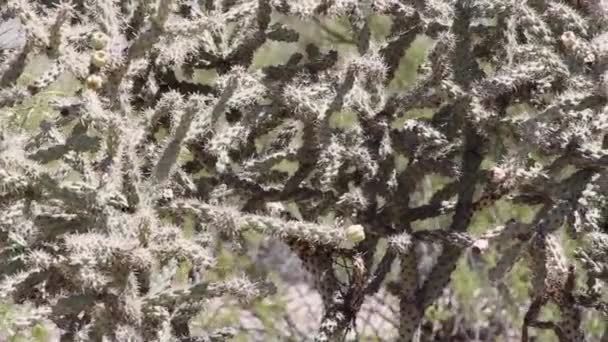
(345, 224), (366, 244)
(90, 32), (109, 50)
(91, 51), (108, 68)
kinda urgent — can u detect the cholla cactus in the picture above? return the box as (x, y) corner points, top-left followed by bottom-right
(1, 0), (608, 341)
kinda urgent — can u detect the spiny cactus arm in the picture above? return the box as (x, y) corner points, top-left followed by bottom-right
(524, 238), (585, 342)
(308, 19), (398, 338)
(521, 296), (554, 342)
(126, 0), (175, 65)
(144, 276), (264, 309)
(556, 303), (585, 342)
(399, 217), (531, 261)
(507, 172), (601, 341)
(99, 0), (176, 112)
(0, 169), (32, 206)
(153, 64), (217, 101)
(126, 0), (156, 39)
(1, 63), (66, 107)
(379, 12), (422, 85)
(280, 87), (347, 200)
(407, 181), (460, 221)
(145, 69), (257, 183)
(0, 266), (42, 301)
(313, 253), (367, 342)
(576, 230), (608, 284)
(0, 212), (215, 339)
(575, 248), (608, 280)
(163, 10), (218, 39)
(490, 169), (601, 287)
(0, 4), (73, 108)
(141, 277), (265, 340)
(398, 245), (422, 340)
(200, 85), (264, 175)
(414, 128), (484, 299)
(392, 118), (456, 163)
(473, 48), (569, 105)
(382, 32), (453, 119)
(0, 1), (41, 87)
(140, 90), (186, 138)
(365, 247), (397, 295)
(404, 166), (578, 331)
(394, 3), (488, 337)
(564, 172), (606, 239)
(271, 0), (360, 18)
(387, 145), (459, 225)
(80, 0), (121, 38)
(488, 180), (592, 290)
(151, 95), (208, 184)
(175, 0), (273, 74)
(346, 92), (393, 233)
(489, 241), (528, 283)
(147, 225), (215, 270)
(511, 105), (608, 164)
(26, 60), (65, 96)
(0, 43), (28, 87)
(0, 133), (45, 204)
(45, 2), (72, 58)
(226, 0), (272, 69)
(412, 229), (475, 248)
(478, 219), (533, 245)
(167, 199), (360, 248)
(386, 231), (441, 338)
(386, 40), (481, 226)
(370, 150), (442, 341)
(545, 2), (590, 37)
(200, 91), (377, 341)
(574, 174), (608, 283)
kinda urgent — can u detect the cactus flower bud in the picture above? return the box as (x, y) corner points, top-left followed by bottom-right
(489, 167), (506, 183)
(86, 74), (103, 90)
(345, 224), (365, 244)
(471, 239), (489, 255)
(91, 32), (109, 50)
(91, 51), (108, 68)
(561, 31), (577, 50)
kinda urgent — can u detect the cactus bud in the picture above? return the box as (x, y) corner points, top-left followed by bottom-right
(90, 32), (109, 50)
(86, 74), (103, 90)
(489, 167), (506, 183)
(471, 239), (489, 255)
(91, 51), (108, 68)
(345, 224), (365, 244)
(560, 31), (577, 50)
